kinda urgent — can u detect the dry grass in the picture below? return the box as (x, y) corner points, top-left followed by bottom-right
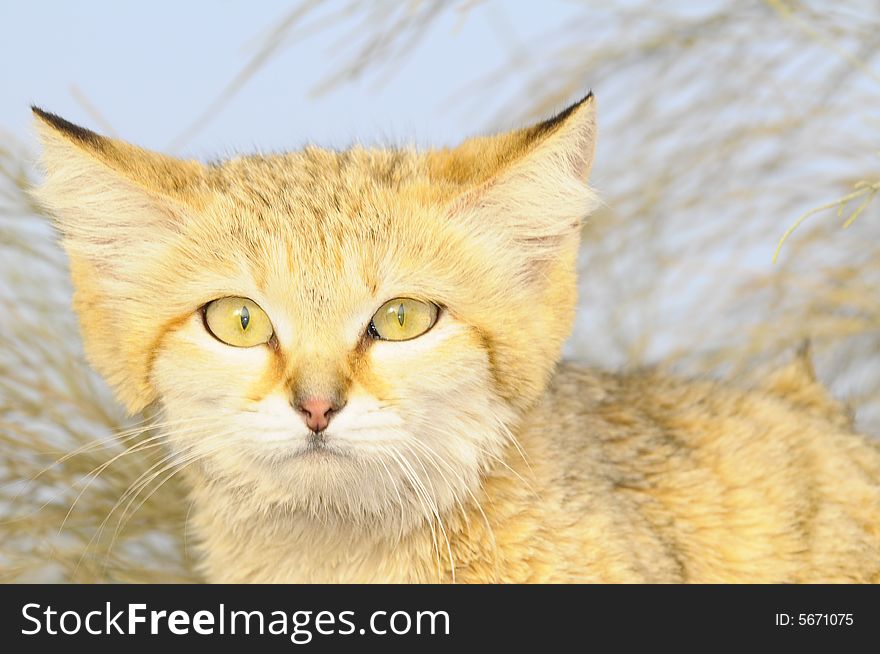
(0, 136), (195, 582)
(1, 0), (878, 582)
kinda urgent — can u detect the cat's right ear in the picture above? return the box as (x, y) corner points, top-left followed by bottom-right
(30, 109), (210, 413)
(31, 108), (208, 265)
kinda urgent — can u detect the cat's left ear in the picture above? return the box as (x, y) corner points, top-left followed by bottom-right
(444, 93), (599, 264)
(433, 96), (598, 410)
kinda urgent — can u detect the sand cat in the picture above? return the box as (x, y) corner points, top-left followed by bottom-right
(31, 95), (880, 582)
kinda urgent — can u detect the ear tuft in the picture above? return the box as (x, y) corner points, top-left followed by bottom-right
(32, 108), (209, 209)
(32, 106), (106, 149)
(522, 91), (596, 181)
(526, 91), (594, 141)
(446, 93), (599, 268)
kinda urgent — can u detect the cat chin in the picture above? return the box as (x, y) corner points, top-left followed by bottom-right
(178, 431), (487, 534)
(239, 433), (356, 460)
(288, 439), (353, 460)
(192, 468), (443, 537)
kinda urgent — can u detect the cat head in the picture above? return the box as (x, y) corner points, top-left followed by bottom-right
(31, 96), (598, 528)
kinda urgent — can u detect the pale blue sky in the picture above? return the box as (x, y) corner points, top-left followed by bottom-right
(0, 1), (582, 156)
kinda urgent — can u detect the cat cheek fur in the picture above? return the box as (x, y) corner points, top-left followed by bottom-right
(364, 320), (514, 467)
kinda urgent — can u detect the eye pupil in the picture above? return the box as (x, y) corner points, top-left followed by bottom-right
(240, 305), (250, 331)
(397, 303), (405, 326)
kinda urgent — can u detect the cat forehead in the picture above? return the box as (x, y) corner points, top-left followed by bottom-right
(190, 148), (461, 268)
(184, 149), (456, 303)
(210, 147), (439, 208)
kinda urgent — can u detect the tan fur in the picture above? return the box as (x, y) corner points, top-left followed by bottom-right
(31, 97), (880, 582)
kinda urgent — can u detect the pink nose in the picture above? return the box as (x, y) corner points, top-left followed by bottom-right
(297, 398), (338, 433)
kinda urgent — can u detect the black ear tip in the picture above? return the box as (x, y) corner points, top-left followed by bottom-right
(532, 91), (595, 137)
(31, 107), (103, 146)
(574, 90), (594, 107)
(32, 106), (72, 127)
(31, 105), (51, 120)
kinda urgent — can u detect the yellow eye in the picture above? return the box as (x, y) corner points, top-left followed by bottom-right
(204, 297), (274, 347)
(369, 298), (439, 341)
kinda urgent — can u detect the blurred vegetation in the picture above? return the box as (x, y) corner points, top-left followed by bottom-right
(1, 0), (878, 582)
